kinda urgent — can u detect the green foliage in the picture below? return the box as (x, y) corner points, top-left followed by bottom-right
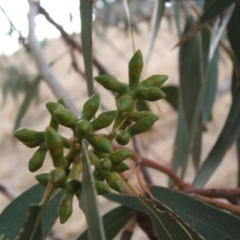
(2, 1), (240, 239)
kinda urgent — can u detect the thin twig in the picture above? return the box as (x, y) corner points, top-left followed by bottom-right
(37, 3), (109, 75)
(132, 136), (153, 185)
(135, 161), (153, 198)
(27, 0), (79, 116)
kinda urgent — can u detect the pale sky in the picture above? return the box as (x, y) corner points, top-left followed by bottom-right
(0, 0), (80, 55)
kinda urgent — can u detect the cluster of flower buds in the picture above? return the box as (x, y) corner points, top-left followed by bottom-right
(14, 49), (167, 224)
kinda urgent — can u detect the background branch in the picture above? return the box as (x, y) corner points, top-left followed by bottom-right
(27, 0), (79, 116)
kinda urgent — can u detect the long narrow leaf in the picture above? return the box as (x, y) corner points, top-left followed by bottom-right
(142, 198), (195, 240)
(80, 0), (94, 96)
(145, 0), (165, 64)
(79, 140), (106, 240)
(171, 90), (189, 174)
(174, 0), (182, 38)
(193, 88), (240, 187)
(77, 206), (135, 240)
(193, 2), (240, 187)
(105, 194), (204, 239)
(151, 186), (240, 240)
(172, 14), (202, 177)
(0, 184), (62, 239)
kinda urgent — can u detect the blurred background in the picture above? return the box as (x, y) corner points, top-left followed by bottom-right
(0, 0), (237, 239)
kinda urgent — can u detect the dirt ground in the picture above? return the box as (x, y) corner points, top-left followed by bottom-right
(0, 19), (237, 239)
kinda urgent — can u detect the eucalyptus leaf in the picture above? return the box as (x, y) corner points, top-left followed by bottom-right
(16, 204), (42, 240)
(145, 0), (165, 64)
(79, 140), (106, 240)
(80, 0), (94, 96)
(77, 206), (135, 240)
(193, 88), (240, 187)
(151, 186), (240, 240)
(200, 0), (236, 23)
(0, 184), (63, 240)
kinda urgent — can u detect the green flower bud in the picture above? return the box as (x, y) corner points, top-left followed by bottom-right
(91, 111), (117, 131)
(116, 130), (131, 145)
(57, 98), (66, 107)
(94, 75), (129, 93)
(102, 171), (122, 193)
(108, 149), (130, 164)
(48, 167), (67, 187)
(75, 119), (93, 138)
(46, 102), (65, 117)
(127, 117), (155, 136)
(23, 140), (42, 148)
(95, 181), (112, 195)
(98, 158), (112, 172)
(58, 191), (73, 224)
(112, 113), (125, 129)
(93, 169), (104, 181)
(134, 87), (165, 101)
(139, 75), (168, 88)
(80, 93), (100, 121)
(89, 152), (100, 167)
(45, 126), (64, 167)
(65, 179), (81, 194)
(35, 173), (49, 187)
(112, 162), (130, 173)
(93, 150), (109, 159)
(14, 128), (45, 142)
(128, 50), (143, 89)
(54, 109), (77, 128)
(133, 111), (159, 122)
(28, 144), (48, 172)
(117, 94), (135, 112)
(86, 133), (113, 153)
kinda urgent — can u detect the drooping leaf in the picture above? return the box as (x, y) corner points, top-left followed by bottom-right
(79, 140), (106, 240)
(172, 14), (203, 178)
(80, 0), (94, 96)
(145, 0), (165, 64)
(151, 186), (240, 240)
(193, 88), (240, 187)
(0, 184), (63, 239)
(77, 206), (135, 240)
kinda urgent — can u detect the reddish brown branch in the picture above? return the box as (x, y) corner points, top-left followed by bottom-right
(182, 188), (240, 203)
